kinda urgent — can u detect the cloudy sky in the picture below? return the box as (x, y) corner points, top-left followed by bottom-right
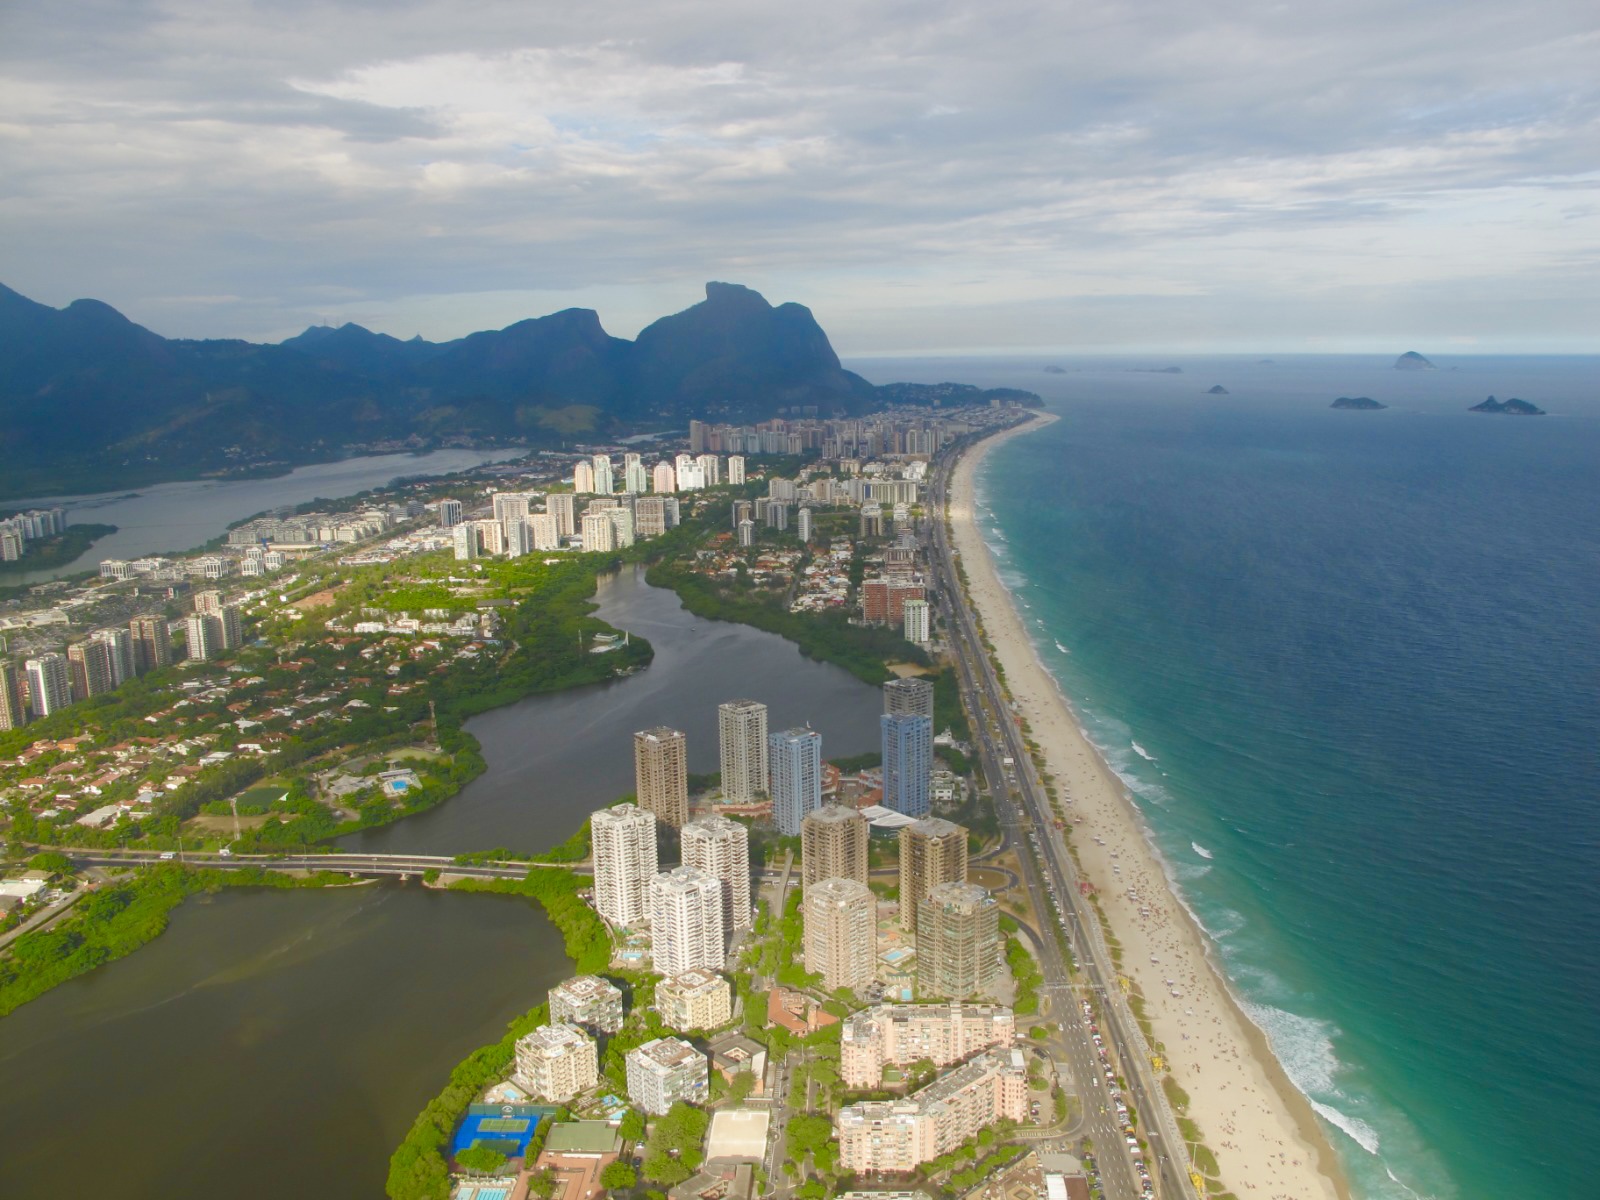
(3, 0), (1597, 352)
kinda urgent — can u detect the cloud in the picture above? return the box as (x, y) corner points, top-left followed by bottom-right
(1, 0), (1597, 350)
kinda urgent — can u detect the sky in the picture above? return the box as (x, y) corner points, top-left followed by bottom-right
(2, 0), (1598, 354)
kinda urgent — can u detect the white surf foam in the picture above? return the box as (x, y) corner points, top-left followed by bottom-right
(1191, 841), (1214, 860)
(1054, 640), (1068, 653)
(1131, 739), (1156, 761)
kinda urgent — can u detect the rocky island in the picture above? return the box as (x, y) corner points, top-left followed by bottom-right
(1331, 396), (1386, 410)
(1469, 395), (1545, 415)
(1043, 365), (1067, 374)
(1394, 351), (1435, 370)
(1207, 385), (1229, 395)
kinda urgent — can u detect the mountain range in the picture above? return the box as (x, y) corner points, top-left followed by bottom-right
(1, 281), (1032, 497)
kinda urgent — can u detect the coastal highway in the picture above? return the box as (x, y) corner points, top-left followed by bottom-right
(926, 429), (1193, 1200)
(55, 848), (566, 880)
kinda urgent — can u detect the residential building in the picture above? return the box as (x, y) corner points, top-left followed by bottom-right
(656, 968), (733, 1031)
(129, 615), (172, 674)
(881, 713), (933, 818)
(717, 699), (768, 804)
(530, 513), (561, 550)
(437, 498), (464, 528)
(836, 1049), (1028, 1172)
(185, 613), (222, 661)
(916, 883), (1000, 998)
(624, 457), (650, 494)
(591, 803), (659, 927)
(727, 456), (745, 485)
(649, 866), (726, 976)
(580, 511), (616, 552)
(492, 491), (533, 524)
(548, 975), (625, 1036)
(591, 455), (614, 495)
(840, 1002), (1016, 1088)
(803, 878), (877, 993)
(504, 518), (534, 556)
(0, 661), (26, 731)
(736, 518), (754, 548)
(801, 805), (869, 887)
(697, 454), (721, 486)
(635, 496), (668, 538)
(24, 653), (72, 717)
(634, 726), (689, 829)
(903, 598), (931, 644)
(573, 460), (596, 494)
(217, 605), (245, 650)
(652, 461), (677, 493)
(512, 1023), (599, 1102)
(899, 818), (969, 936)
(452, 523), (478, 561)
(92, 627), (136, 686)
(67, 639), (117, 700)
(626, 1037), (708, 1115)
(863, 579), (925, 626)
(546, 493), (577, 538)
(768, 726), (822, 836)
(797, 507), (813, 542)
(682, 814), (752, 934)
(884, 677), (935, 719)
(605, 507), (635, 548)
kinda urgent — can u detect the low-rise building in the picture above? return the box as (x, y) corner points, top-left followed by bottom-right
(548, 975), (625, 1035)
(657, 968), (733, 1031)
(625, 1036), (708, 1115)
(512, 1023), (599, 1102)
(840, 1001), (1016, 1088)
(836, 1048), (1028, 1173)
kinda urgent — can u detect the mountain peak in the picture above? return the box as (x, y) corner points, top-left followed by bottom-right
(703, 281), (772, 309)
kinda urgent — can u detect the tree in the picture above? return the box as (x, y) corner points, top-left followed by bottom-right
(601, 1161), (637, 1190)
(456, 1145), (508, 1174)
(643, 1153), (690, 1186)
(618, 1108), (646, 1144)
(527, 1167), (560, 1199)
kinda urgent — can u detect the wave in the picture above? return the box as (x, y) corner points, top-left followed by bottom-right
(1054, 640), (1068, 653)
(1191, 842), (1214, 860)
(1131, 739), (1156, 762)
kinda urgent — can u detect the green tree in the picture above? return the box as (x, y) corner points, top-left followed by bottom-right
(455, 1145), (508, 1174)
(601, 1161), (637, 1189)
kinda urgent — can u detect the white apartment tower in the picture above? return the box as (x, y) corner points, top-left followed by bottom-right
(591, 803), (659, 927)
(548, 975), (625, 1035)
(546, 493), (576, 538)
(648, 866), (726, 976)
(512, 1023), (599, 1102)
(581, 512), (616, 552)
(727, 456), (746, 485)
(591, 455), (615, 495)
(25, 653), (72, 718)
(717, 699), (769, 804)
(529, 513), (560, 550)
(682, 814), (752, 934)
(626, 1037), (708, 1115)
(573, 460), (596, 494)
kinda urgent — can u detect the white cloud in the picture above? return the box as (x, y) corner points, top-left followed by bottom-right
(0, 0), (1596, 350)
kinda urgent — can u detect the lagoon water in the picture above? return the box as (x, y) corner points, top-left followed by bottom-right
(0, 569), (884, 1196)
(848, 353), (1600, 1200)
(5, 447), (528, 585)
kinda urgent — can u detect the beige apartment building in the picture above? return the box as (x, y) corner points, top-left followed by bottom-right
(634, 726), (689, 829)
(656, 968), (733, 1031)
(840, 1002), (1016, 1088)
(801, 804), (869, 887)
(512, 1023), (599, 1102)
(803, 877), (878, 993)
(899, 817), (969, 937)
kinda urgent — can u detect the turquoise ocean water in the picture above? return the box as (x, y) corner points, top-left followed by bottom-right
(850, 355), (1600, 1200)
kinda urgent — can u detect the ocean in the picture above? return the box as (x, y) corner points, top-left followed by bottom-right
(849, 354), (1600, 1200)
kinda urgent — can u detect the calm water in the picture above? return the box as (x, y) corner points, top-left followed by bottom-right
(0, 568), (883, 1197)
(0, 885), (568, 1199)
(849, 354), (1600, 1200)
(346, 566), (885, 855)
(6, 447), (527, 584)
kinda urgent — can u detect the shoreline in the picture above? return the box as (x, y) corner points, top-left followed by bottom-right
(949, 415), (1350, 1200)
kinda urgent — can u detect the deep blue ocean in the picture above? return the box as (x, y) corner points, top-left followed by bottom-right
(850, 354), (1600, 1200)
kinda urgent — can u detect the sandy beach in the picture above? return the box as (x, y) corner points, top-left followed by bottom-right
(949, 414), (1347, 1200)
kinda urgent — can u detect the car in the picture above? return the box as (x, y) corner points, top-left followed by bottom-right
(159, 851), (176, 860)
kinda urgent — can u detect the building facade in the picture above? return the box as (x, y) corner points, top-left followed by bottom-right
(591, 803), (659, 927)
(899, 817), (969, 937)
(840, 1002), (1016, 1088)
(682, 813), (752, 934)
(801, 804), (869, 887)
(916, 883), (1000, 998)
(634, 726), (689, 829)
(0, 661), (26, 731)
(513, 1023), (599, 1102)
(129, 615), (172, 674)
(769, 726), (823, 836)
(717, 699), (769, 804)
(883, 677), (935, 718)
(626, 1037), (709, 1115)
(549, 975), (625, 1035)
(649, 866), (726, 976)
(656, 969), (733, 1031)
(25, 653), (72, 717)
(803, 877), (877, 993)
(836, 1049), (1028, 1172)
(881, 713), (933, 818)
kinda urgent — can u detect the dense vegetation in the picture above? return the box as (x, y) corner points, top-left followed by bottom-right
(0, 865), (351, 1018)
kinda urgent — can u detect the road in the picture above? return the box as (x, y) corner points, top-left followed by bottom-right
(55, 848), (560, 881)
(924, 428), (1191, 1200)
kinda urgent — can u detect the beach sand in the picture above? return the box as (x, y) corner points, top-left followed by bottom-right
(949, 414), (1347, 1200)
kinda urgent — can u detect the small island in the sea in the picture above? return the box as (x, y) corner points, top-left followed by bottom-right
(1207, 385), (1229, 395)
(1043, 365), (1066, 374)
(1394, 351), (1435, 370)
(1130, 366), (1183, 374)
(1469, 395), (1545, 416)
(1332, 396), (1386, 410)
